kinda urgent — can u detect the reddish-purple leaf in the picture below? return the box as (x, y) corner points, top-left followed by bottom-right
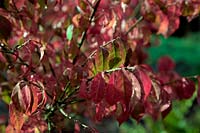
(105, 69), (142, 124)
(20, 85), (32, 114)
(29, 85), (39, 114)
(157, 56), (175, 72)
(13, 0), (26, 10)
(157, 15), (169, 37)
(121, 69), (139, 110)
(105, 71), (124, 105)
(90, 73), (106, 103)
(174, 78), (195, 100)
(8, 104), (26, 132)
(95, 101), (106, 121)
(33, 81), (47, 108)
(11, 82), (32, 114)
(79, 79), (89, 99)
(79, 73), (106, 103)
(136, 68), (152, 101)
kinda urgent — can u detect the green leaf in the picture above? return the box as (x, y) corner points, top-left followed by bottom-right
(88, 40), (126, 76)
(107, 41), (126, 69)
(109, 57), (121, 69)
(66, 24), (74, 41)
(95, 48), (109, 73)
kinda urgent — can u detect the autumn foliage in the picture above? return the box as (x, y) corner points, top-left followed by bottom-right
(0, 0), (200, 132)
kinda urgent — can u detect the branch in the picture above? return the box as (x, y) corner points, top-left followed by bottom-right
(105, 66), (137, 73)
(58, 107), (95, 132)
(78, 0), (101, 49)
(125, 16), (144, 35)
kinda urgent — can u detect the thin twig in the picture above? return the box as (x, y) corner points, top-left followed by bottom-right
(105, 66), (137, 73)
(58, 107), (94, 132)
(78, 0), (101, 49)
(125, 16), (144, 35)
(73, 0), (101, 65)
(59, 82), (71, 100)
(85, 0), (94, 8)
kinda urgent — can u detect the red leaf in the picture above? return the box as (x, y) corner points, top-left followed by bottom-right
(10, 81), (43, 116)
(106, 71), (124, 105)
(95, 101), (106, 121)
(127, 71), (142, 111)
(121, 70), (133, 106)
(105, 69), (141, 124)
(157, 56), (175, 72)
(174, 78), (195, 100)
(79, 79), (89, 99)
(106, 80), (117, 105)
(136, 68), (152, 101)
(33, 82), (47, 108)
(8, 104), (26, 132)
(20, 85), (32, 114)
(11, 82), (32, 114)
(79, 73), (106, 103)
(157, 15), (169, 37)
(94, 101), (117, 122)
(90, 73), (106, 103)
(13, 0), (26, 10)
(30, 85), (39, 114)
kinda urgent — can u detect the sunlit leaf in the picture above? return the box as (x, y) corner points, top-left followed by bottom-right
(8, 104), (26, 132)
(95, 48), (109, 73)
(109, 57), (121, 69)
(157, 15), (169, 37)
(136, 68), (152, 101)
(108, 41), (126, 69)
(66, 24), (74, 41)
(13, 0), (25, 10)
(19, 85), (32, 114)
